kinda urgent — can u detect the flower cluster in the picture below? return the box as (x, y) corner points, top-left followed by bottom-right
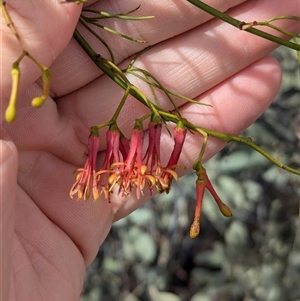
(70, 118), (187, 202)
(70, 117), (232, 238)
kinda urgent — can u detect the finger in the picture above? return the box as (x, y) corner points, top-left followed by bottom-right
(166, 55), (282, 164)
(12, 186), (86, 299)
(4, 0), (296, 147)
(56, 0), (298, 145)
(49, 0), (298, 96)
(49, 0), (247, 95)
(0, 130), (18, 301)
(3, 0), (295, 159)
(16, 56), (281, 264)
(111, 55), (282, 220)
(17, 149), (114, 265)
(0, 0), (82, 105)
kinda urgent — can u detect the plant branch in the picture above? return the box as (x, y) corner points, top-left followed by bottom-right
(186, 0), (300, 51)
(74, 27), (300, 176)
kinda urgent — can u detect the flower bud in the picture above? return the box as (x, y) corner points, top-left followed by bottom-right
(5, 65), (20, 122)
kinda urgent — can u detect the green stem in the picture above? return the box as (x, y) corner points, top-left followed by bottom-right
(186, 0), (300, 51)
(110, 85), (131, 123)
(201, 127), (300, 175)
(79, 18), (115, 62)
(74, 29), (149, 107)
(83, 6), (154, 21)
(157, 111), (300, 175)
(73, 29), (300, 176)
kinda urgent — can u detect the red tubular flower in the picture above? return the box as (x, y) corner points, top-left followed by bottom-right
(203, 170), (232, 217)
(105, 121), (145, 199)
(102, 130), (121, 166)
(157, 121), (187, 193)
(109, 120), (157, 199)
(143, 120), (162, 175)
(120, 126), (145, 199)
(190, 178), (205, 238)
(190, 166), (232, 238)
(69, 133), (100, 201)
(141, 118), (165, 195)
(119, 136), (130, 161)
(95, 129), (121, 201)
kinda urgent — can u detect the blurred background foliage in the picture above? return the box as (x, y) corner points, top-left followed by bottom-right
(80, 46), (300, 301)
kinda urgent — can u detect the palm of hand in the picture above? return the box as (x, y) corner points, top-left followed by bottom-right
(1, 0), (297, 300)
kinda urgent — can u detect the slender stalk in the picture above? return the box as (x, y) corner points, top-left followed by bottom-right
(110, 86), (131, 123)
(186, 0), (300, 51)
(79, 18), (115, 62)
(74, 27), (300, 176)
(198, 127), (300, 174)
(74, 29), (149, 107)
(83, 6), (154, 21)
(157, 111), (300, 176)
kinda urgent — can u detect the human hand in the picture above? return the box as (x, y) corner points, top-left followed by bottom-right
(1, 0), (298, 300)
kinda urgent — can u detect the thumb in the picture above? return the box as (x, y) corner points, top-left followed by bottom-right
(0, 132), (18, 301)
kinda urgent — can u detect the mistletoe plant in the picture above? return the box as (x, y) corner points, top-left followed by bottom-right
(1, 0), (300, 239)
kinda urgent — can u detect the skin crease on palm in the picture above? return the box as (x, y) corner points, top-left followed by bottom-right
(0, 0), (299, 300)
